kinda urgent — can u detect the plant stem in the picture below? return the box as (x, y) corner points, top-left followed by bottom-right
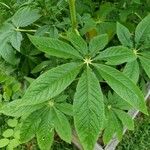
(68, 0), (78, 33)
(14, 28), (67, 39)
(15, 28), (36, 33)
(0, 2), (10, 9)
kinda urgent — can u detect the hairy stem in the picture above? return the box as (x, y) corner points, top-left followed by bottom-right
(68, 0), (78, 33)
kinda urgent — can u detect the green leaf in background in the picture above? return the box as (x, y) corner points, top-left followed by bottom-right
(114, 109), (134, 130)
(139, 55), (150, 78)
(2, 129), (14, 138)
(131, 0), (141, 4)
(94, 46), (136, 65)
(94, 64), (147, 114)
(123, 60), (139, 84)
(28, 35), (82, 59)
(106, 92), (132, 111)
(12, 7), (41, 27)
(135, 14), (150, 47)
(10, 31), (22, 51)
(96, 2), (115, 21)
(74, 67), (105, 150)
(117, 22), (133, 48)
(89, 34), (108, 57)
(0, 34), (18, 65)
(7, 139), (20, 149)
(31, 60), (52, 74)
(7, 119), (18, 127)
(0, 23), (20, 64)
(21, 62), (82, 106)
(97, 22), (116, 40)
(0, 138), (9, 148)
(53, 108), (72, 143)
(67, 32), (88, 55)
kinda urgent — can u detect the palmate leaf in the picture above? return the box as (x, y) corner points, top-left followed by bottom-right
(74, 66), (105, 150)
(20, 62), (82, 106)
(89, 34), (108, 57)
(123, 60), (139, 84)
(135, 14), (150, 47)
(93, 64), (147, 114)
(19, 98), (72, 149)
(12, 7), (41, 27)
(117, 22), (133, 48)
(67, 32), (88, 55)
(94, 46), (136, 65)
(28, 35), (82, 59)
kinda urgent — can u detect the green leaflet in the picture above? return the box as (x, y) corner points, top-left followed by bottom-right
(89, 34), (108, 57)
(20, 62), (82, 106)
(103, 111), (115, 144)
(52, 108), (72, 143)
(135, 14), (150, 47)
(36, 109), (54, 150)
(0, 23), (22, 64)
(139, 55), (150, 78)
(103, 110), (123, 144)
(123, 60), (139, 84)
(12, 7), (41, 27)
(20, 111), (42, 143)
(103, 92), (132, 144)
(28, 35), (82, 59)
(113, 108), (134, 130)
(106, 92), (132, 111)
(94, 46), (136, 65)
(117, 22), (133, 48)
(0, 99), (43, 117)
(74, 66), (105, 150)
(93, 64), (147, 114)
(10, 31), (22, 51)
(0, 33), (18, 65)
(55, 103), (73, 116)
(67, 32), (88, 55)
(31, 60), (52, 74)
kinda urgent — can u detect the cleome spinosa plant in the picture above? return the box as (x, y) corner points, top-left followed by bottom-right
(0, 0), (150, 150)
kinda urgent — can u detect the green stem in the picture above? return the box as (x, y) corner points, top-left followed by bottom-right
(15, 28), (67, 39)
(0, 2), (10, 9)
(15, 28), (36, 33)
(68, 0), (78, 33)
